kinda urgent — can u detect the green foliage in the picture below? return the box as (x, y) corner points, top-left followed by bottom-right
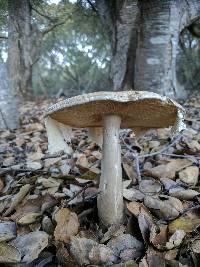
(177, 29), (200, 91)
(33, 1), (111, 96)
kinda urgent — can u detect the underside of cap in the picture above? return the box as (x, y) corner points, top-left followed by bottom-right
(45, 91), (185, 130)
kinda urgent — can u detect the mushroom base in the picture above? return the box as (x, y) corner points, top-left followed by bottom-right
(97, 114), (124, 227)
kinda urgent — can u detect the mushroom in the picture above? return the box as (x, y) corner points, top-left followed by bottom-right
(44, 91), (185, 227)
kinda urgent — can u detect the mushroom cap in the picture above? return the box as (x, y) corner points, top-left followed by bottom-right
(45, 91), (185, 129)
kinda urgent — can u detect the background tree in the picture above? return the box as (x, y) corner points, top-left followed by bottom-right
(95, 0), (200, 99)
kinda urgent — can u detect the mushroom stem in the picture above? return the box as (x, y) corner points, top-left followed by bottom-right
(97, 114), (124, 227)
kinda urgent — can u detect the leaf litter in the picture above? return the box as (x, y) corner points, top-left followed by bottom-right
(0, 95), (199, 266)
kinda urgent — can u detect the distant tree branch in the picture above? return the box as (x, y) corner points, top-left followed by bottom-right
(31, 5), (57, 22)
(86, 0), (97, 12)
(42, 20), (66, 36)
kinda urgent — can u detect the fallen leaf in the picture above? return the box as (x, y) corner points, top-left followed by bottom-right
(139, 179), (161, 195)
(26, 161), (42, 170)
(0, 221), (16, 242)
(10, 231), (49, 263)
(144, 195), (183, 220)
(169, 208), (200, 234)
(4, 184), (31, 216)
(166, 230), (186, 250)
(0, 243), (21, 263)
(17, 212), (41, 225)
(169, 187), (199, 200)
(107, 234), (144, 260)
(123, 188), (145, 201)
(150, 224), (168, 250)
(54, 208), (79, 243)
(179, 166), (199, 185)
(191, 238), (200, 253)
(146, 159), (192, 179)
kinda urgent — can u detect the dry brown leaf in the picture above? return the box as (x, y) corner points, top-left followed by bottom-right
(0, 243), (21, 263)
(179, 166), (199, 185)
(146, 159), (192, 179)
(76, 154), (89, 170)
(150, 224), (168, 250)
(4, 184), (31, 216)
(169, 187), (199, 200)
(54, 208), (79, 243)
(166, 230), (186, 250)
(144, 195), (183, 220)
(169, 209), (200, 234)
(10, 231), (49, 263)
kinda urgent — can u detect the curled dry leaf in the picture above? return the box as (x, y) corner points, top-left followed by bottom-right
(144, 195), (183, 220)
(54, 208), (79, 243)
(166, 230), (186, 250)
(4, 184), (31, 216)
(10, 231), (49, 263)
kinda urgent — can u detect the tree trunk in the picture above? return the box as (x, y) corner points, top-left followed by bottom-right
(0, 60), (19, 130)
(96, 0), (200, 99)
(7, 0), (33, 100)
(96, 0), (139, 91)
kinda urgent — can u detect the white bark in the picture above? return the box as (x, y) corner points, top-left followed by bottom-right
(97, 114), (123, 227)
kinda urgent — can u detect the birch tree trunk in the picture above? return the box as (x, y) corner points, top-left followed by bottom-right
(96, 0), (200, 99)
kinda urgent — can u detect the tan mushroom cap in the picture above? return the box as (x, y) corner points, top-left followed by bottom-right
(45, 91), (185, 129)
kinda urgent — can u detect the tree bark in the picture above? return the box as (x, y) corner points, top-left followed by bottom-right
(135, 0), (200, 99)
(7, 0), (36, 100)
(96, 0), (200, 99)
(0, 60), (19, 130)
(96, 0), (139, 91)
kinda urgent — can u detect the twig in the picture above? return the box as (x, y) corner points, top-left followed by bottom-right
(138, 134), (182, 159)
(161, 153), (200, 160)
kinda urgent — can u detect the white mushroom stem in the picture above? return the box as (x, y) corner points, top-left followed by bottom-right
(97, 114), (124, 227)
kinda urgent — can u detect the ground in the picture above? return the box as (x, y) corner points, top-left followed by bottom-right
(0, 92), (200, 266)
